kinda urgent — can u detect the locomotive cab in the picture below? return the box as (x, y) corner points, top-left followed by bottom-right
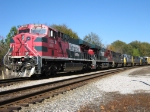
(3, 24), (49, 78)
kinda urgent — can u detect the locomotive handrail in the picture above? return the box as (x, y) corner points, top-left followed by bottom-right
(3, 47), (12, 67)
(24, 43), (40, 65)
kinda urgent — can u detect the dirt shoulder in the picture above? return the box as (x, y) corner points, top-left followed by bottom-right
(78, 66), (150, 112)
(79, 92), (150, 112)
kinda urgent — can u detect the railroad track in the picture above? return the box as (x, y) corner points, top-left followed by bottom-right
(0, 78), (30, 87)
(0, 66), (145, 112)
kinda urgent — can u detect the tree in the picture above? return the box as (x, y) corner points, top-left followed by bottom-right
(0, 36), (7, 65)
(107, 44), (115, 51)
(5, 26), (17, 46)
(140, 42), (150, 56)
(83, 32), (102, 47)
(129, 41), (141, 49)
(110, 40), (127, 53)
(132, 48), (140, 56)
(50, 24), (79, 39)
(0, 26), (17, 66)
(128, 41), (150, 56)
(125, 44), (133, 55)
(0, 36), (5, 51)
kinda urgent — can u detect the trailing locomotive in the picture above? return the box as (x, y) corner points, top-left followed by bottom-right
(3, 24), (148, 78)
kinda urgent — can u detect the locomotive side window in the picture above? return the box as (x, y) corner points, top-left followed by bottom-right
(58, 32), (61, 37)
(50, 30), (53, 37)
(63, 34), (67, 41)
(61, 33), (63, 39)
(50, 30), (56, 38)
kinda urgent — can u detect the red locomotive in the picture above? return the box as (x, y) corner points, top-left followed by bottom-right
(3, 24), (113, 78)
(5, 24), (146, 78)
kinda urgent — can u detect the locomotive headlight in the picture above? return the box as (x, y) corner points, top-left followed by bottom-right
(26, 63), (31, 67)
(18, 62), (22, 65)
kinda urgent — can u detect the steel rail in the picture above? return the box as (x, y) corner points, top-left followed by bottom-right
(0, 66), (146, 112)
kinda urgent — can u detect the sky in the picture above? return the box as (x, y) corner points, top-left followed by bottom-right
(0, 0), (150, 45)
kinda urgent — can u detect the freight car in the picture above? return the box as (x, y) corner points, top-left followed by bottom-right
(3, 24), (149, 78)
(144, 57), (150, 65)
(133, 56), (142, 66)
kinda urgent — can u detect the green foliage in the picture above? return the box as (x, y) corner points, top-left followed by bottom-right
(110, 40), (150, 56)
(129, 41), (141, 48)
(140, 42), (150, 56)
(83, 32), (102, 47)
(128, 41), (150, 56)
(132, 48), (140, 56)
(0, 37), (6, 65)
(0, 26), (17, 65)
(50, 24), (79, 39)
(5, 26), (17, 46)
(110, 40), (127, 53)
(125, 44), (133, 55)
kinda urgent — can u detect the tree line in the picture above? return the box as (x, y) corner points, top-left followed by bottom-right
(107, 40), (150, 57)
(0, 24), (150, 66)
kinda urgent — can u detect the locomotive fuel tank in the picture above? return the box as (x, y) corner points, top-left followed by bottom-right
(63, 63), (83, 72)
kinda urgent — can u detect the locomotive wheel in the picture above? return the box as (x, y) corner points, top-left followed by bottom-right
(35, 74), (40, 78)
(45, 65), (57, 76)
(96, 64), (101, 70)
(114, 63), (118, 67)
(82, 64), (87, 72)
(31, 73), (40, 79)
(51, 65), (57, 75)
(46, 67), (52, 76)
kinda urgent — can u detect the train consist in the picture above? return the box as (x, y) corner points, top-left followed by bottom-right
(3, 24), (150, 78)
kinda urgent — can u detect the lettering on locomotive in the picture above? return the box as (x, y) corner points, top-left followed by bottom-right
(69, 43), (81, 52)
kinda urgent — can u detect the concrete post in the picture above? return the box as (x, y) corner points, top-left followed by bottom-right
(2, 70), (4, 79)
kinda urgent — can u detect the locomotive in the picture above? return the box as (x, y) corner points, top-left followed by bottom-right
(3, 24), (147, 78)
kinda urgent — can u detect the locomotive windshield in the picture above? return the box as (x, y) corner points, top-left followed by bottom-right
(31, 28), (46, 35)
(19, 29), (30, 34)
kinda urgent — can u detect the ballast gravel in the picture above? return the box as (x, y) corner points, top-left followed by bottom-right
(0, 72), (98, 92)
(19, 66), (150, 112)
